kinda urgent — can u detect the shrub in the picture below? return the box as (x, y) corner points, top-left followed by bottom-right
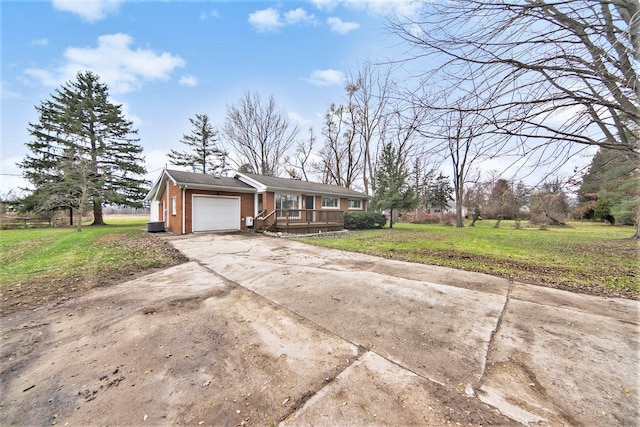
(441, 212), (457, 226)
(410, 213), (440, 224)
(344, 212), (387, 230)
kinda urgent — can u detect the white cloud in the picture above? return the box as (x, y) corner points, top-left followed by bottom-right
(112, 98), (147, 130)
(52, 0), (122, 22)
(0, 157), (29, 196)
(144, 149), (172, 183)
(284, 8), (317, 25)
(314, 0), (423, 18)
(32, 38), (49, 46)
(249, 7), (319, 32)
(0, 81), (22, 100)
(305, 69), (345, 86)
(348, 0), (421, 17)
(311, 0), (339, 11)
(248, 8), (283, 32)
(288, 111), (312, 126)
(200, 9), (219, 20)
(179, 75), (198, 87)
(24, 33), (185, 94)
(327, 17), (360, 34)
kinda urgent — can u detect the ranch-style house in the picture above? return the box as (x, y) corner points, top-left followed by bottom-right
(145, 169), (370, 234)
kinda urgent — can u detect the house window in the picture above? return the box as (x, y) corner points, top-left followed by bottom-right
(321, 197), (339, 208)
(348, 199), (362, 210)
(257, 194), (263, 213)
(171, 196), (177, 215)
(275, 194), (300, 219)
(275, 194), (299, 210)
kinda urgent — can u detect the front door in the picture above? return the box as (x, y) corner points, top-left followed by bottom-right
(305, 195), (315, 222)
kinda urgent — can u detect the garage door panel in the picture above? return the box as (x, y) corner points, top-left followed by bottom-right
(193, 196), (240, 232)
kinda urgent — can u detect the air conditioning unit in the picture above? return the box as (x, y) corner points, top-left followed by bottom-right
(246, 216), (254, 228)
(146, 221), (165, 232)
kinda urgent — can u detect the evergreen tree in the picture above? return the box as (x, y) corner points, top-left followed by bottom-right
(168, 113), (227, 174)
(578, 148), (639, 227)
(514, 181), (532, 212)
(19, 71), (147, 225)
(427, 173), (454, 214)
(371, 143), (418, 228)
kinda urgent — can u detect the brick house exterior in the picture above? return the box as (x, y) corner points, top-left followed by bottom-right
(145, 169), (370, 234)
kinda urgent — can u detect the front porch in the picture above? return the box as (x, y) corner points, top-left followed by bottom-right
(254, 209), (344, 233)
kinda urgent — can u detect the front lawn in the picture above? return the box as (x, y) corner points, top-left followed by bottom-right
(0, 217), (187, 315)
(299, 221), (639, 298)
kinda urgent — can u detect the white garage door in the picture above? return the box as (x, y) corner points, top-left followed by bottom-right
(192, 196), (240, 232)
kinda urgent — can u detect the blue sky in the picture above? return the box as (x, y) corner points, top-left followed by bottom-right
(2, 0), (423, 195)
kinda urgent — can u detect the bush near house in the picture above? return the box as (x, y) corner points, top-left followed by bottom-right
(344, 212), (387, 230)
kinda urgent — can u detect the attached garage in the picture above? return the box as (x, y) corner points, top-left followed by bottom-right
(192, 195), (240, 232)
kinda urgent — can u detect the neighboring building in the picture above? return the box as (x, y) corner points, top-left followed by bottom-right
(145, 169), (370, 234)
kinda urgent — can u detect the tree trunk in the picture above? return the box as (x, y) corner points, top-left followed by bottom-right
(389, 208), (393, 229)
(76, 201), (85, 232)
(633, 210), (640, 239)
(455, 185), (464, 228)
(91, 197), (105, 226)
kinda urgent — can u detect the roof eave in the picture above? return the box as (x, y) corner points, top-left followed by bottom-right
(268, 186), (370, 199)
(233, 172), (268, 192)
(183, 183), (256, 193)
(144, 170), (169, 202)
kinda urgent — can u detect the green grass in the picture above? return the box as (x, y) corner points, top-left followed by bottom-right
(299, 221), (639, 297)
(0, 218), (176, 287)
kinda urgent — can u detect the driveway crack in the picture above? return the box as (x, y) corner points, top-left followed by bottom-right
(478, 280), (513, 387)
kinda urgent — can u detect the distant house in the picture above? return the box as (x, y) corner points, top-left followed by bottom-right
(424, 202), (462, 217)
(145, 169), (370, 234)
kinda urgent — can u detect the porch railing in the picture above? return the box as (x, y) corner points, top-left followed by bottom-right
(274, 209), (344, 225)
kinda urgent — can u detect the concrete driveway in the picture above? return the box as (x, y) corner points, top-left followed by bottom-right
(171, 233), (640, 426)
(1, 233), (638, 426)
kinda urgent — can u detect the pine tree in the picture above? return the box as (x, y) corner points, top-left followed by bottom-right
(19, 71), (147, 225)
(372, 143), (418, 228)
(578, 148), (639, 228)
(168, 113), (227, 174)
(427, 173), (454, 214)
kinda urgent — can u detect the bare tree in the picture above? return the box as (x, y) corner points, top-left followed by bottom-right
(419, 95), (506, 228)
(223, 92), (298, 176)
(383, 98), (431, 167)
(285, 128), (315, 181)
(316, 100), (362, 188)
(346, 62), (394, 195)
(391, 0), (640, 234)
(39, 148), (99, 232)
(391, 0), (638, 157)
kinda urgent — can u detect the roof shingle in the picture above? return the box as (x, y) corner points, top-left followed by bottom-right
(236, 172), (369, 198)
(166, 169), (254, 190)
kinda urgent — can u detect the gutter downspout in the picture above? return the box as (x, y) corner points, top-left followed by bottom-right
(182, 185), (186, 235)
(165, 180), (170, 231)
(254, 192), (259, 217)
